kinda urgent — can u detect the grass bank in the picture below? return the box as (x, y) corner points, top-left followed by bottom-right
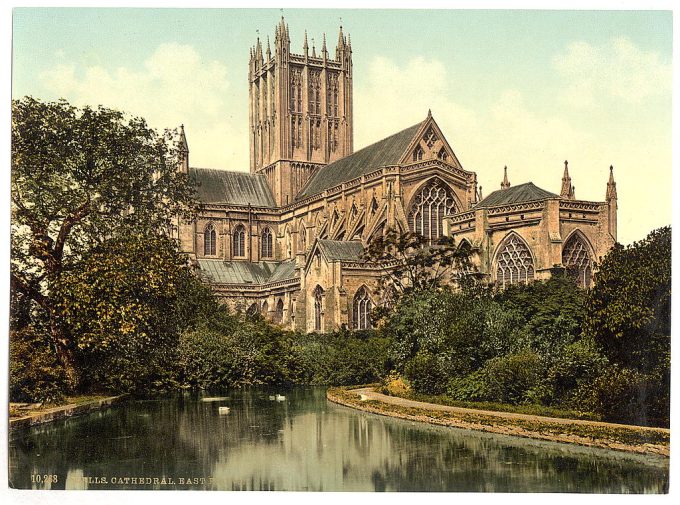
(327, 386), (669, 457)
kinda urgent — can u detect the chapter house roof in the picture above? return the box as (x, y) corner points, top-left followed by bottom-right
(190, 167), (277, 207)
(296, 121), (424, 200)
(475, 182), (558, 209)
(197, 259), (297, 285)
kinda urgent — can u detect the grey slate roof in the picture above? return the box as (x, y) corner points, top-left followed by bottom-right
(296, 121), (424, 200)
(190, 167), (276, 207)
(197, 259), (297, 285)
(318, 239), (365, 261)
(475, 182), (558, 209)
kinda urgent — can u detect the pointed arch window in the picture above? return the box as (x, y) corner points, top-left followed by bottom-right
(313, 285), (324, 332)
(204, 223), (217, 256)
(353, 287), (373, 330)
(261, 300), (268, 317)
(274, 299), (285, 324)
(233, 224), (246, 258)
(407, 178), (457, 243)
(562, 233), (593, 288)
(261, 227), (273, 258)
(300, 225), (307, 251)
(495, 234), (535, 288)
(413, 145), (424, 162)
(370, 196), (379, 213)
(437, 147), (448, 161)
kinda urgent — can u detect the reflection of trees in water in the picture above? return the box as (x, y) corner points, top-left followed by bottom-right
(9, 388), (669, 492)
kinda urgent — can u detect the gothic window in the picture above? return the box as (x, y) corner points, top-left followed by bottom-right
(309, 71), (321, 115)
(370, 196), (379, 213)
(413, 146), (424, 162)
(353, 287), (372, 330)
(233, 224), (246, 257)
(290, 69), (302, 113)
(407, 179), (457, 243)
(562, 233), (593, 288)
(204, 223), (217, 256)
(286, 229), (292, 258)
(300, 225), (307, 251)
(350, 203), (357, 219)
(437, 147), (448, 161)
(424, 127), (438, 148)
(274, 299), (284, 324)
(313, 285), (324, 331)
(261, 300), (268, 317)
(261, 227), (273, 258)
(495, 234), (535, 288)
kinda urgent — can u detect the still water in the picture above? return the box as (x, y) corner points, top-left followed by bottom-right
(9, 387), (668, 492)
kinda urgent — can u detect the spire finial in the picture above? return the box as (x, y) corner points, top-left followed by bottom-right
(427, 108), (432, 118)
(607, 165), (617, 200)
(561, 159), (574, 199)
(501, 166), (510, 189)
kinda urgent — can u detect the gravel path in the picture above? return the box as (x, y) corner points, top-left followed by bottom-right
(351, 387), (669, 434)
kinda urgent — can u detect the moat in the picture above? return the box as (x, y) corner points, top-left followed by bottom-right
(8, 387), (669, 492)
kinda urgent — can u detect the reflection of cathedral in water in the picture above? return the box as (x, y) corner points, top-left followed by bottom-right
(175, 18), (618, 332)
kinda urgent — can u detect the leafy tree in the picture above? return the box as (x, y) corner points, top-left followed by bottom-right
(363, 228), (476, 312)
(584, 226), (671, 373)
(11, 97), (197, 388)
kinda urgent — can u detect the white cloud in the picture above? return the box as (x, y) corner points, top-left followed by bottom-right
(39, 43), (245, 170)
(553, 37), (671, 108)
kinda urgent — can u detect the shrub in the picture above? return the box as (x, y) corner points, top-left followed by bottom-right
(474, 351), (544, 404)
(380, 372), (411, 396)
(404, 350), (448, 395)
(9, 327), (66, 403)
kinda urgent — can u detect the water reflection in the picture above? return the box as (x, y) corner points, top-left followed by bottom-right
(8, 387), (668, 492)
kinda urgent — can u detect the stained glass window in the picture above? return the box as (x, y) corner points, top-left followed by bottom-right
(407, 179), (457, 243)
(495, 234), (535, 288)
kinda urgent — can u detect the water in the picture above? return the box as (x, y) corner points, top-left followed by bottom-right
(8, 387), (668, 492)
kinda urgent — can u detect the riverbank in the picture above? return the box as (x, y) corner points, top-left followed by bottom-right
(9, 395), (128, 431)
(327, 386), (670, 457)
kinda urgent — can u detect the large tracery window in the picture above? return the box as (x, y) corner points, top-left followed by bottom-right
(562, 233), (593, 288)
(353, 287), (372, 330)
(261, 227), (273, 258)
(495, 234), (535, 288)
(407, 178), (457, 243)
(313, 286), (324, 332)
(233, 224), (246, 257)
(204, 223), (216, 256)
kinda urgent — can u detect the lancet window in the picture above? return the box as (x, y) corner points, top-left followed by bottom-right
(313, 286), (324, 331)
(233, 224), (246, 257)
(261, 227), (273, 258)
(204, 223), (217, 256)
(353, 287), (372, 330)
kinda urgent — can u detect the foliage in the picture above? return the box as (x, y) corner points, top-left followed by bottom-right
(293, 329), (392, 386)
(9, 327), (66, 403)
(379, 372), (412, 397)
(584, 226), (671, 373)
(363, 228), (476, 318)
(11, 97), (198, 388)
(404, 350), (449, 395)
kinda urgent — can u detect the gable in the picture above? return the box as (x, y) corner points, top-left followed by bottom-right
(398, 113), (464, 169)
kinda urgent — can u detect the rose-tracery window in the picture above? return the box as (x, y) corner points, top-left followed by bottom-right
(204, 223), (217, 256)
(562, 233), (593, 288)
(261, 227), (273, 258)
(424, 127), (438, 148)
(353, 287), (372, 330)
(313, 285), (324, 331)
(495, 234), (535, 288)
(233, 224), (246, 257)
(407, 179), (457, 243)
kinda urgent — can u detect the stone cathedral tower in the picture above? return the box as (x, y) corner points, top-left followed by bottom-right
(249, 17), (354, 205)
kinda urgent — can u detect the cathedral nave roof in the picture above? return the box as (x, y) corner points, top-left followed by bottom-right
(189, 167), (277, 207)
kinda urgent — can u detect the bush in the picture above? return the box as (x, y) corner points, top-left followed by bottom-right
(474, 350), (544, 405)
(9, 327), (66, 403)
(380, 372), (411, 396)
(404, 350), (448, 395)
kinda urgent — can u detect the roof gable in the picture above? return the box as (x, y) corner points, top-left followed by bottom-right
(475, 182), (558, 208)
(398, 113), (464, 169)
(190, 168), (276, 207)
(296, 121), (424, 200)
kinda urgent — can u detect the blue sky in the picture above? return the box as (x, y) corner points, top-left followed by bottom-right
(11, 8), (673, 244)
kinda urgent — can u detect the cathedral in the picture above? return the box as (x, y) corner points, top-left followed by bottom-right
(175, 18), (618, 332)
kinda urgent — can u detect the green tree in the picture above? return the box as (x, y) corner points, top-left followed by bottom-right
(584, 226), (671, 372)
(11, 97), (197, 389)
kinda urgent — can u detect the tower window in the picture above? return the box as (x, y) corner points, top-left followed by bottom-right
(233, 224), (246, 257)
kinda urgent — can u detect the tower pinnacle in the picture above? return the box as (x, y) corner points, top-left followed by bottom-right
(501, 166), (510, 189)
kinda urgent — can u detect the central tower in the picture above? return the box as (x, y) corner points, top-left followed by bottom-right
(249, 18), (354, 205)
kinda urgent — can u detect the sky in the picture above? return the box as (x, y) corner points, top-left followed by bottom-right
(11, 7), (673, 245)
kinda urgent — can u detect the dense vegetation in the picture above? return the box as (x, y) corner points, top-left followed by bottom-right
(10, 98), (670, 429)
